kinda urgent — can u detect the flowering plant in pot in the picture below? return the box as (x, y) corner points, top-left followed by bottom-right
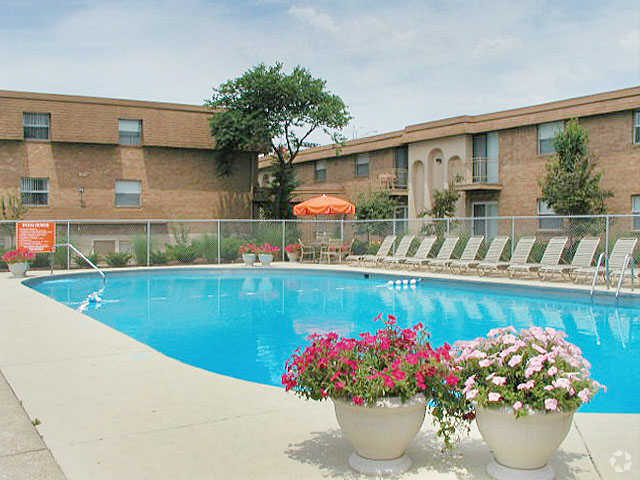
(256, 243), (280, 266)
(284, 243), (302, 262)
(454, 326), (605, 480)
(1, 248), (36, 277)
(282, 314), (472, 475)
(239, 243), (258, 266)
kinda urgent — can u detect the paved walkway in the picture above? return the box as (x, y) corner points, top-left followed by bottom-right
(0, 266), (638, 479)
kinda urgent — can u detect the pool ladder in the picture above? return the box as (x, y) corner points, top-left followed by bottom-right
(52, 243), (106, 281)
(590, 252), (635, 298)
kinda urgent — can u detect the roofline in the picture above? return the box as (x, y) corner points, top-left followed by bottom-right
(288, 84), (640, 165)
(0, 89), (217, 114)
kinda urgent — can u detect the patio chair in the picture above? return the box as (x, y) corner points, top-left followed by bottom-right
(441, 236), (484, 272)
(298, 238), (316, 263)
(450, 236), (509, 273)
(420, 237), (460, 270)
(573, 237), (638, 284)
(477, 236), (536, 275)
(538, 237), (600, 280)
(381, 235), (415, 265)
(346, 235), (396, 264)
(508, 237), (568, 278)
(320, 238), (353, 264)
(388, 236), (437, 266)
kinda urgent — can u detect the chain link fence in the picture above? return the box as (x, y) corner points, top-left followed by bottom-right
(1, 215), (640, 275)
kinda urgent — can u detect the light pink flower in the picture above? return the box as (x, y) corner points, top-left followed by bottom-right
(545, 398), (558, 411)
(488, 392), (501, 402)
(532, 343), (547, 354)
(466, 389), (478, 400)
(578, 388), (592, 403)
(468, 350), (487, 360)
(547, 366), (558, 376)
(508, 354), (522, 367)
(517, 380), (535, 391)
(552, 378), (571, 390)
(464, 375), (476, 388)
(479, 358), (494, 368)
(492, 376), (507, 386)
(513, 401), (523, 411)
(544, 385), (554, 391)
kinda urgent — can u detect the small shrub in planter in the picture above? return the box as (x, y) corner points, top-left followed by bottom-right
(167, 243), (197, 264)
(74, 253), (101, 268)
(104, 252), (132, 267)
(150, 250), (169, 265)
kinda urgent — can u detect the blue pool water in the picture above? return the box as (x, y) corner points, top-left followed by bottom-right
(27, 269), (639, 413)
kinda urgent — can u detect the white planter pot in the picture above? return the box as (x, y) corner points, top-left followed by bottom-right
(476, 405), (574, 480)
(242, 253), (256, 266)
(8, 262), (29, 278)
(286, 251), (299, 262)
(258, 254), (273, 266)
(332, 396), (426, 476)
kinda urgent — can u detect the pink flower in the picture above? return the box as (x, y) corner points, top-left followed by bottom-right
(468, 350), (487, 360)
(513, 401), (523, 411)
(508, 355), (522, 367)
(464, 375), (476, 388)
(465, 389), (478, 400)
(544, 385), (554, 391)
(517, 380), (535, 391)
(547, 366), (558, 376)
(491, 376), (507, 386)
(445, 374), (460, 386)
(352, 396), (364, 406)
(392, 370), (406, 381)
(488, 392), (501, 402)
(383, 375), (396, 389)
(545, 398), (558, 411)
(552, 378), (571, 390)
(577, 388), (592, 403)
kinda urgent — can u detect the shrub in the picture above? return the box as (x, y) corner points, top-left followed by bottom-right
(529, 240), (548, 263)
(31, 253), (51, 268)
(74, 253), (101, 268)
(105, 252), (132, 267)
(220, 237), (245, 262)
(167, 243), (197, 264)
(133, 236), (148, 265)
(150, 250), (169, 265)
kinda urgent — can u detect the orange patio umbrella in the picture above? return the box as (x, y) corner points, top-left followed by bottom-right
(293, 194), (356, 216)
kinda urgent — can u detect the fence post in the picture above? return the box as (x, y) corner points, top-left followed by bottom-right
(605, 215), (610, 287)
(511, 217), (515, 256)
(340, 219), (344, 244)
(282, 220), (286, 261)
(392, 218), (396, 237)
(446, 218), (450, 235)
(66, 221), (71, 270)
(217, 220), (221, 265)
(146, 220), (151, 266)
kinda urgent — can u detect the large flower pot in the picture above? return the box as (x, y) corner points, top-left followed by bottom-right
(242, 253), (256, 266)
(475, 405), (574, 480)
(286, 251), (299, 263)
(8, 262), (29, 278)
(258, 254), (273, 266)
(332, 395), (426, 476)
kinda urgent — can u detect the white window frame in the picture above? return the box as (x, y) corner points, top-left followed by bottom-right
(355, 153), (370, 177)
(314, 160), (327, 182)
(118, 119), (142, 146)
(632, 195), (640, 231)
(634, 110), (640, 145)
(115, 180), (142, 207)
(91, 238), (131, 254)
(537, 199), (563, 231)
(23, 112), (50, 140)
(20, 177), (49, 206)
(538, 121), (564, 155)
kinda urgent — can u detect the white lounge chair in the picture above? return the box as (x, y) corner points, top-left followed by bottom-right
(451, 236), (509, 273)
(421, 237), (460, 270)
(346, 235), (396, 265)
(477, 236), (536, 275)
(382, 235), (415, 264)
(538, 237), (600, 280)
(573, 237), (638, 284)
(400, 237), (438, 267)
(508, 237), (568, 278)
(446, 236), (485, 273)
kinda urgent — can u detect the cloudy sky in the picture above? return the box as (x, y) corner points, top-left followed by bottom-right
(2, 0), (639, 143)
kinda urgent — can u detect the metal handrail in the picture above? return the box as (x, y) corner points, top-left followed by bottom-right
(54, 243), (105, 280)
(615, 254), (634, 298)
(590, 252), (606, 296)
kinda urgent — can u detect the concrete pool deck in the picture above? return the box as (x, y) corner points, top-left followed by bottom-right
(0, 264), (638, 480)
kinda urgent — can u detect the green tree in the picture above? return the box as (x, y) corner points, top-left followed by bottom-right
(539, 119), (613, 216)
(1, 192), (28, 247)
(207, 62), (351, 219)
(426, 182), (460, 219)
(355, 190), (397, 240)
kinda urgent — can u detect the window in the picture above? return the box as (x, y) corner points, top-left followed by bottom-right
(634, 110), (640, 144)
(537, 200), (563, 230)
(23, 113), (50, 140)
(118, 119), (142, 145)
(20, 177), (49, 206)
(314, 160), (327, 182)
(394, 147), (408, 188)
(115, 180), (142, 207)
(538, 121), (564, 155)
(632, 196), (640, 230)
(355, 153), (369, 177)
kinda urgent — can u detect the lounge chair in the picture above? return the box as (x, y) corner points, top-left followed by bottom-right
(382, 235), (415, 264)
(444, 236), (484, 273)
(508, 237), (568, 278)
(477, 236), (536, 275)
(399, 236), (437, 267)
(573, 237), (638, 284)
(538, 237), (600, 280)
(450, 236), (509, 273)
(346, 235), (396, 264)
(420, 237), (460, 270)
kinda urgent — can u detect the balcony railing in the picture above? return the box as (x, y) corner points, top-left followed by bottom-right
(378, 168), (408, 191)
(471, 157), (499, 183)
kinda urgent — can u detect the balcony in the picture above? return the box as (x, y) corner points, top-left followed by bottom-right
(455, 157), (502, 191)
(377, 168), (408, 194)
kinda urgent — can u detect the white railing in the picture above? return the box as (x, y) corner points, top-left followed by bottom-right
(472, 157), (499, 183)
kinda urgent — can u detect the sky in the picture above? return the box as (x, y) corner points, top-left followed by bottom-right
(2, 0), (639, 143)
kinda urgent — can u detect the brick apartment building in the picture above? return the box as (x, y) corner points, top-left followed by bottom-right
(261, 86), (640, 237)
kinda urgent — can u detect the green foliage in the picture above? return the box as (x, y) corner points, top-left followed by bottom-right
(529, 240), (548, 263)
(540, 119), (613, 216)
(104, 252), (132, 267)
(150, 250), (169, 265)
(192, 234), (218, 262)
(133, 236), (148, 265)
(166, 243), (198, 264)
(74, 253), (101, 268)
(355, 190), (396, 239)
(207, 62), (350, 218)
(427, 182), (460, 219)
(1, 192), (28, 247)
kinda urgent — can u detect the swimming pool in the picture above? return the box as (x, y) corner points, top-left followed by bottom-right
(26, 268), (639, 413)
